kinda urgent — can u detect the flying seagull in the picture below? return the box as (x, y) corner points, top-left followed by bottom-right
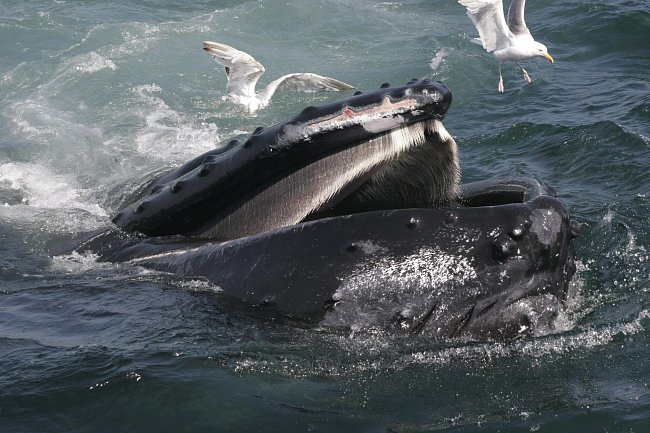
(202, 41), (355, 113)
(458, 0), (554, 92)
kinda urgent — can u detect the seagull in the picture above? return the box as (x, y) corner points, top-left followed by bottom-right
(458, 0), (554, 92)
(202, 41), (355, 113)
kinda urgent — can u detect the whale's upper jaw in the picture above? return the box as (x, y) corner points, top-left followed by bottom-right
(112, 80), (456, 240)
(260, 79), (452, 153)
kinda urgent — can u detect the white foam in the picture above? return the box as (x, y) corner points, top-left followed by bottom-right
(50, 251), (113, 273)
(178, 279), (223, 294)
(0, 162), (106, 215)
(50, 251), (170, 278)
(429, 48), (448, 71)
(73, 51), (117, 74)
(602, 208), (615, 224)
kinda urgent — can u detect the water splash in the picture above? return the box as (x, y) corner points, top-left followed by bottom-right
(429, 48), (448, 71)
(128, 84), (220, 161)
(50, 250), (114, 274)
(0, 162), (105, 215)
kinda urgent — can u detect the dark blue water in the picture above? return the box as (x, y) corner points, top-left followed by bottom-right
(1, 1), (648, 431)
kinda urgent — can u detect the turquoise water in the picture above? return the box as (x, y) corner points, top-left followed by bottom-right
(1, 1), (649, 431)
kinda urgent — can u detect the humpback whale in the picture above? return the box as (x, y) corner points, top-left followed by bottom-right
(202, 41), (355, 113)
(78, 80), (579, 340)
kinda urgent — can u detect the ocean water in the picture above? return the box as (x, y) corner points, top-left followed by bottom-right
(1, 0), (649, 431)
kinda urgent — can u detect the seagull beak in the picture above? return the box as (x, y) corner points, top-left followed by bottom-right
(544, 53), (554, 63)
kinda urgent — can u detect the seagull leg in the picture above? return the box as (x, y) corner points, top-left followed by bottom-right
(498, 64), (504, 93)
(518, 62), (532, 83)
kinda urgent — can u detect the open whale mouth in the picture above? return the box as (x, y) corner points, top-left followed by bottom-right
(112, 80), (456, 241)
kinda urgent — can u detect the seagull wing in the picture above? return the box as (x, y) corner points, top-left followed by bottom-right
(257, 73), (354, 106)
(458, 0), (514, 52)
(506, 0), (531, 36)
(202, 41), (265, 98)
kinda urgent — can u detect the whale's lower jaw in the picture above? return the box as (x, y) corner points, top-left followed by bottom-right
(92, 178), (577, 340)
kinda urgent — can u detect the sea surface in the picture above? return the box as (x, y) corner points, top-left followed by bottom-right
(1, 1), (649, 431)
